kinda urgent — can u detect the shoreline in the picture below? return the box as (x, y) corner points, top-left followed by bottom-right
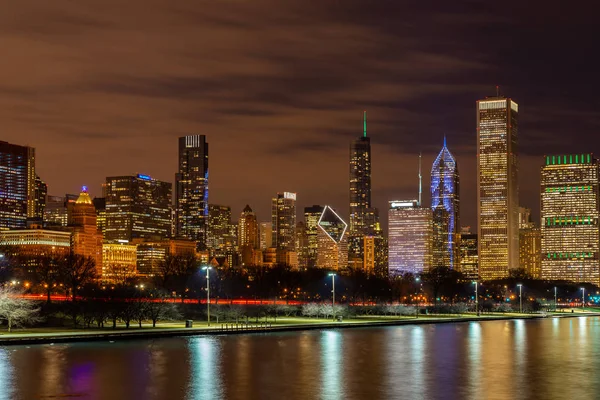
(1, 312), (598, 346)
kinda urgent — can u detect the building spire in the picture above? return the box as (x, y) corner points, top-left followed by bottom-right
(443, 134), (447, 148)
(418, 153), (422, 206)
(363, 110), (367, 138)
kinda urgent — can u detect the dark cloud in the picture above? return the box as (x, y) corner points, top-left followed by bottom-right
(0, 0), (599, 227)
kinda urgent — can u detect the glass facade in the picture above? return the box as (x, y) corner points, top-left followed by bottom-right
(0, 141), (36, 230)
(540, 154), (600, 285)
(388, 200), (433, 276)
(477, 97), (519, 280)
(105, 174), (172, 242)
(430, 141), (460, 268)
(176, 135), (209, 250)
(207, 204), (232, 255)
(304, 205), (324, 269)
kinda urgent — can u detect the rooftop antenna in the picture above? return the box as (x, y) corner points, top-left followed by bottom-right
(363, 110), (367, 138)
(418, 153), (422, 206)
(496, 85), (499, 97)
(443, 134), (447, 148)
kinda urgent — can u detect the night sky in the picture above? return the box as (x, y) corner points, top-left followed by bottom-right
(1, 1), (598, 229)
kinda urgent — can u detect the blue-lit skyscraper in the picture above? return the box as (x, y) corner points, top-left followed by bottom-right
(430, 138), (460, 268)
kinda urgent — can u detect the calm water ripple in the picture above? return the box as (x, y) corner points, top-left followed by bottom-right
(1, 317), (599, 400)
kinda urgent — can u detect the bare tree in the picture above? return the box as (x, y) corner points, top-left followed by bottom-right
(58, 252), (98, 301)
(0, 286), (40, 332)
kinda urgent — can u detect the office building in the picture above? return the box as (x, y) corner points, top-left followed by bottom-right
(133, 238), (197, 276)
(317, 206), (348, 271)
(105, 174), (172, 242)
(272, 192), (297, 265)
(388, 200), (433, 276)
(259, 222), (272, 251)
(477, 96), (519, 280)
(0, 227), (71, 259)
(207, 204), (232, 253)
(304, 205), (324, 269)
(44, 194), (78, 227)
(364, 232), (388, 277)
(541, 154), (600, 284)
(431, 138), (460, 268)
(69, 187), (103, 275)
(238, 205), (260, 266)
(93, 197), (106, 237)
(175, 135), (209, 250)
(349, 112), (375, 259)
(102, 242), (138, 282)
(0, 141), (36, 230)
(33, 175), (47, 221)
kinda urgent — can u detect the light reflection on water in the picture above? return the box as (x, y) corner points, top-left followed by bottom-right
(1, 317), (600, 399)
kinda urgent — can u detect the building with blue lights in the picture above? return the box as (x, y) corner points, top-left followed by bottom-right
(105, 174), (172, 242)
(430, 139), (460, 269)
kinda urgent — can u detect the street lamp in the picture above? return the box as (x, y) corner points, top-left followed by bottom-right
(554, 287), (557, 312)
(415, 277), (421, 318)
(517, 284), (523, 314)
(581, 287), (586, 311)
(473, 281), (479, 316)
(202, 266), (213, 326)
(328, 273), (336, 308)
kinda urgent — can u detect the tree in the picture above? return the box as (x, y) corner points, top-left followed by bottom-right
(58, 252), (98, 301)
(154, 253), (198, 301)
(31, 255), (61, 304)
(0, 286), (40, 332)
(421, 266), (464, 304)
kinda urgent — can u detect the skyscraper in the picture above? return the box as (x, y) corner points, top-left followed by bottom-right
(259, 221), (272, 251)
(176, 135), (209, 250)
(349, 112), (375, 259)
(239, 204), (260, 266)
(304, 205), (324, 269)
(207, 204), (232, 254)
(430, 138), (460, 268)
(540, 154), (599, 285)
(459, 227), (478, 280)
(70, 187), (103, 276)
(272, 192), (297, 266)
(317, 206), (348, 271)
(388, 200), (433, 276)
(44, 194), (78, 227)
(0, 141), (36, 230)
(477, 95), (519, 280)
(105, 174), (172, 242)
(34, 175), (47, 221)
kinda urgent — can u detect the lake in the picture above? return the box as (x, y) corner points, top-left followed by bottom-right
(1, 317), (599, 399)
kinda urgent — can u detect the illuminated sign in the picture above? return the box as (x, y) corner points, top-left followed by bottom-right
(81, 185), (88, 192)
(137, 174), (152, 181)
(389, 200), (417, 209)
(283, 192), (296, 200)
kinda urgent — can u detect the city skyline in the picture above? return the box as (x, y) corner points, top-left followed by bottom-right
(1, 2), (598, 231)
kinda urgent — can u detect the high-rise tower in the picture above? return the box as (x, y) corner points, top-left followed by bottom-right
(430, 138), (460, 268)
(477, 96), (519, 280)
(0, 141), (37, 230)
(272, 192), (297, 266)
(540, 154), (600, 285)
(176, 135), (209, 250)
(349, 112), (376, 261)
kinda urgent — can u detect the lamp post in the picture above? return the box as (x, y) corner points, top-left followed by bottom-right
(554, 287), (557, 312)
(202, 266), (212, 326)
(415, 277), (421, 318)
(581, 287), (586, 311)
(473, 281), (479, 316)
(328, 273), (336, 308)
(517, 284), (523, 314)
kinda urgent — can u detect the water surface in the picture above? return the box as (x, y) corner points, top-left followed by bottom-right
(1, 317), (598, 399)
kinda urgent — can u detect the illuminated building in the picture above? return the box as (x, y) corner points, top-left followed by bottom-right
(0, 227), (71, 259)
(92, 197), (106, 237)
(0, 141), (37, 229)
(520, 227), (541, 278)
(175, 135), (209, 250)
(259, 222), (272, 251)
(105, 174), (172, 242)
(459, 227), (478, 280)
(316, 206), (348, 271)
(133, 238), (197, 276)
(541, 154), (600, 285)
(69, 187), (103, 275)
(272, 192), (297, 265)
(207, 204), (231, 254)
(388, 200), (433, 276)
(102, 242), (138, 282)
(34, 175), (47, 221)
(477, 96), (519, 280)
(349, 112), (376, 259)
(430, 138), (460, 268)
(304, 205), (324, 269)
(519, 207), (534, 229)
(296, 221), (308, 269)
(238, 205), (260, 266)
(44, 194), (78, 227)
(364, 232), (388, 277)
